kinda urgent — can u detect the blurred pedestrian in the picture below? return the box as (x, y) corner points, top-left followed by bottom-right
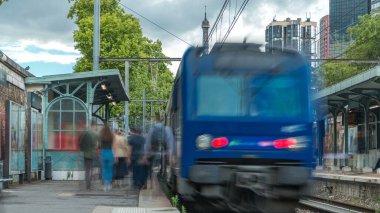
(128, 126), (146, 189)
(79, 121), (98, 190)
(113, 129), (130, 187)
(99, 125), (114, 192)
(144, 114), (174, 188)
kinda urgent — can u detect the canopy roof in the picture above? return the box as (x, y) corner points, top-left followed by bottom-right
(314, 65), (380, 109)
(25, 69), (128, 105)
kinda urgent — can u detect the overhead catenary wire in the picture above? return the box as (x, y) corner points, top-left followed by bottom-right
(208, 0), (250, 50)
(221, 0), (249, 43)
(208, 0), (230, 42)
(119, 3), (193, 47)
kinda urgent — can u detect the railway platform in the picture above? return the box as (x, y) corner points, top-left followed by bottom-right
(92, 171), (179, 213)
(0, 172), (178, 213)
(311, 170), (380, 211)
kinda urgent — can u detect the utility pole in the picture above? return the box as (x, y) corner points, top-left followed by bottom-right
(93, 0), (100, 71)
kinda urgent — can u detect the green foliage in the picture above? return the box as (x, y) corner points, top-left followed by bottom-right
(170, 194), (179, 208)
(0, 0), (7, 5)
(320, 62), (361, 87)
(321, 14), (380, 87)
(68, 0), (174, 122)
(181, 205), (187, 213)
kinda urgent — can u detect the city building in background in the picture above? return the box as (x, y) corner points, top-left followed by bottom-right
(265, 17), (317, 60)
(329, 0), (371, 58)
(372, 0), (380, 13)
(319, 15), (330, 59)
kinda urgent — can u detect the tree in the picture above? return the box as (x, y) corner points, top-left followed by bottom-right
(68, 0), (174, 126)
(0, 0), (7, 5)
(321, 14), (380, 87)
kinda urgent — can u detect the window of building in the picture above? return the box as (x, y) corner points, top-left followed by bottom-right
(31, 109), (43, 171)
(47, 98), (87, 151)
(9, 101), (25, 174)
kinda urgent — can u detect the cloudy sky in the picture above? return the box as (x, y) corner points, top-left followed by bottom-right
(0, 0), (328, 77)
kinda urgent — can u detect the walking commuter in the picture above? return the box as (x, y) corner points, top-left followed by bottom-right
(128, 126), (146, 189)
(113, 129), (130, 187)
(79, 121), (98, 190)
(144, 114), (174, 187)
(99, 125), (115, 192)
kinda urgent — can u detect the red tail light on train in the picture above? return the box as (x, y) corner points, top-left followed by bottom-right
(273, 138), (297, 149)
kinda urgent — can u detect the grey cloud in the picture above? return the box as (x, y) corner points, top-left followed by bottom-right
(0, 0), (326, 55)
(121, 0), (222, 43)
(0, 0), (76, 44)
(122, 0), (324, 46)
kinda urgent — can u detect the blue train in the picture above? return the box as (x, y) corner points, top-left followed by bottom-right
(161, 43), (314, 212)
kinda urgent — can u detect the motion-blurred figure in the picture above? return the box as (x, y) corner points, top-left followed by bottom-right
(99, 125), (114, 192)
(79, 121), (98, 190)
(128, 126), (146, 189)
(144, 114), (174, 187)
(113, 129), (130, 187)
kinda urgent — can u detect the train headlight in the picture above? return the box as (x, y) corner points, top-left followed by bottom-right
(196, 134), (212, 150)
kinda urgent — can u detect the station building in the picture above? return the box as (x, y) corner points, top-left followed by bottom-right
(314, 65), (380, 172)
(0, 50), (128, 183)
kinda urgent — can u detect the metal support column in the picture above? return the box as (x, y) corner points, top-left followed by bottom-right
(333, 110), (338, 166)
(318, 120), (324, 166)
(87, 82), (93, 126)
(364, 103), (370, 168)
(42, 85), (49, 177)
(105, 104), (110, 124)
(124, 61), (129, 137)
(150, 102), (153, 126)
(93, 0), (100, 71)
(344, 107), (349, 166)
(142, 89), (146, 133)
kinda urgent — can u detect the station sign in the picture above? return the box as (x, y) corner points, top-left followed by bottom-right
(31, 93), (42, 111)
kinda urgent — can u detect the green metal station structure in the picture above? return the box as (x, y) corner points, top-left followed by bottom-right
(25, 69), (128, 180)
(314, 65), (380, 172)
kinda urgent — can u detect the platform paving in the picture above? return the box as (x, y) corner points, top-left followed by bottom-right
(0, 180), (138, 213)
(0, 172), (178, 213)
(314, 170), (380, 184)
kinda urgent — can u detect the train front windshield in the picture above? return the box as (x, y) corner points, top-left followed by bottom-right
(194, 65), (309, 121)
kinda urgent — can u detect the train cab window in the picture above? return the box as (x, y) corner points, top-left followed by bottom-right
(196, 75), (245, 117)
(194, 72), (306, 119)
(248, 75), (304, 118)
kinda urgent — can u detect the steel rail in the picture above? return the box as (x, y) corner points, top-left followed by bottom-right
(299, 197), (374, 213)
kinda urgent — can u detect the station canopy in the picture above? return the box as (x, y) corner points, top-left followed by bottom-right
(314, 66), (380, 110)
(25, 69), (129, 105)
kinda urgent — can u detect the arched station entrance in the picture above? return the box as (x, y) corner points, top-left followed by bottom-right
(25, 69), (128, 180)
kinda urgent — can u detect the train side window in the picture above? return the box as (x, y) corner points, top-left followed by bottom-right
(172, 83), (178, 111)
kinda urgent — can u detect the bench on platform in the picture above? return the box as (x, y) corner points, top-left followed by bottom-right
(0, 178), (13, 192)
(0, 178), (13, 182)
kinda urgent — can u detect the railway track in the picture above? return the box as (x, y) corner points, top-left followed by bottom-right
(299, 197), (375, 213)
